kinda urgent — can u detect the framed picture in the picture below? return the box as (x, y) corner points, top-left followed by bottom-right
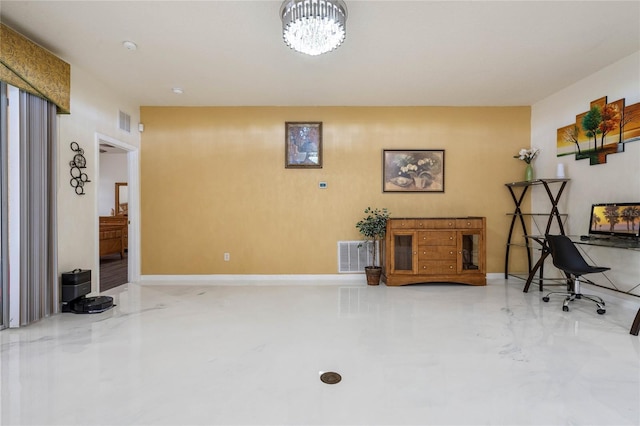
(383, 149), (445, 192)
(285, 122), (322, 168)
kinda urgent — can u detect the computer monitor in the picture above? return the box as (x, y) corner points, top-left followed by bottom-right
(589, 202), (640, 238)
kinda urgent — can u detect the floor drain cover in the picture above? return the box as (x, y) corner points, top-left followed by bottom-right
(320, 372), (342, 384)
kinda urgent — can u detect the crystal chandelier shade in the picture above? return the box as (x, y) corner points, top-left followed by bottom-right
(280, 0), (347, 56)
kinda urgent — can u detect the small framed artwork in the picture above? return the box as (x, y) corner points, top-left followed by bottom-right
(383, 149), (445, 193)
(285, 122), (322, 168)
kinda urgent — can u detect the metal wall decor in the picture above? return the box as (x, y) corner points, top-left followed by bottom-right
(69, 141), (90, 195)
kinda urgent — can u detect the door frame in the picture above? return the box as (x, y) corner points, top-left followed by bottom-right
(95, 132), (140, 285)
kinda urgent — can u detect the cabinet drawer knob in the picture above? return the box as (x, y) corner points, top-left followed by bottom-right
(450, 251), (454, 255)
(413, 251), (417, 255)
(449, 236), (453, 240)
(449, 265), (453, 269)
(423, 266), (427, 269)
(448, 222), (453, 226)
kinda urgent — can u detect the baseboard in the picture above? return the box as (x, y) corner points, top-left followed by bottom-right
(139, 273), (501, 286)
(140, 274), (367, 286)
(486, 273), (505, 280)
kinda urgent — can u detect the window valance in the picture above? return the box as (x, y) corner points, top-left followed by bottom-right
(0, 24), (70, 114)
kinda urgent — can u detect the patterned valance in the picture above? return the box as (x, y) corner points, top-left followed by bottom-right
(0, 24), (70, 114)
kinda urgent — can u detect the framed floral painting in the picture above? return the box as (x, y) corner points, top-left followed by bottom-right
(383, 150), (445, 193)
(285, 122), (322, 168)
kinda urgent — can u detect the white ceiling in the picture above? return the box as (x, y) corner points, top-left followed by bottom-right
(1, 1), (639, 107)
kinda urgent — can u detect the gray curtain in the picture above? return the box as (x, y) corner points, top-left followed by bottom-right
(0, 82), (8, 329)
(19, 90), (58, 325)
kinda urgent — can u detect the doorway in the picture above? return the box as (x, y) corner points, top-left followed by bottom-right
(96, 133), (139, 292)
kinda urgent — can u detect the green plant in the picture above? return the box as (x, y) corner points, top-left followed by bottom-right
(582, 106), (603, 151)
(355, 207), (390, 267)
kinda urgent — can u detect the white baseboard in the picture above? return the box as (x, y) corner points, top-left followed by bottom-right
(486, 273), (505, 280)
(140, 274), (367, 286)
(139, 273), (501, 286)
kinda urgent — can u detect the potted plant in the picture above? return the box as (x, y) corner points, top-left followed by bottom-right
(356, 207), (390, 285)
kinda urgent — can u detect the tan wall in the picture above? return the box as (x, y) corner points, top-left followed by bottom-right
(140, 106), (530, 275)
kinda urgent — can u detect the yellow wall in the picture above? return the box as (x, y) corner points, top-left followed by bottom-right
(140, 106), (530, 275)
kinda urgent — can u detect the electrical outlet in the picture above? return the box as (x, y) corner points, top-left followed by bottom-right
(224, 252), (230, 261)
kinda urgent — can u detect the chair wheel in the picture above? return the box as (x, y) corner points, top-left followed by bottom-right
(563, 306), (569, 312)
(597, 309), (606, 315)
(542, 297), (550, 302)
(576, 294), (582, 299)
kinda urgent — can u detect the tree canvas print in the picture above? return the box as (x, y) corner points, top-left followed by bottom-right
(556, 96), (640, 165)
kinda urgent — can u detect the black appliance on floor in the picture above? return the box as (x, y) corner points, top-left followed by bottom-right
(61, 269), (114, 313)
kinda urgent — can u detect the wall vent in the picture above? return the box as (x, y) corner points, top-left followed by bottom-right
(337, 241), (377, 273)
(119, 110), (131, 133)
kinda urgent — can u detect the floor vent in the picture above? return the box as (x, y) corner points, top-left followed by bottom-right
(337, 241), (376, 273)
(119, 110), (131, 133)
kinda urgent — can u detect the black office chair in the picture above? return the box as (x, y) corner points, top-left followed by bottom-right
(543, 234), (610, 315)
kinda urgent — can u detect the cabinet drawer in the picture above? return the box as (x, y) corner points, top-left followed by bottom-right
(413, 219), (435, 229)
(418, 246), (456, 260)
(418, 261), (456, 274)
(456, 218), (483, 229)
(421, 219), (456, 229)
(418, 231), (456, 246)
(390, 219), (416, 229)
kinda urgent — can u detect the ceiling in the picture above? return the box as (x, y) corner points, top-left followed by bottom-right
(1, 1), (639, 107)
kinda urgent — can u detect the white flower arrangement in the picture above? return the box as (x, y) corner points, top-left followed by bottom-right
(514, 148), (540, 164)
(399, 158), (436, 175)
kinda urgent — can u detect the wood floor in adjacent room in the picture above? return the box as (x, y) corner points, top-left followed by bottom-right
(99, 253), (128, 292)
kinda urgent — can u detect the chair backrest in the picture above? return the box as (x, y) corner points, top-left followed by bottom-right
(545, 234), (591, 275)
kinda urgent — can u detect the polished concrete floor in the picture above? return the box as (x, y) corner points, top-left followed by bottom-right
(1, 277), (639, 426)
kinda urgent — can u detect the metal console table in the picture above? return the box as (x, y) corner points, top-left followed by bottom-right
(504, 178), (569, 282)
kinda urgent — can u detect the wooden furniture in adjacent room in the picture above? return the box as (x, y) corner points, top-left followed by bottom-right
(115, 182), (128, 216)
(383, 217), (486, 286)
(99, 215), (128, 258)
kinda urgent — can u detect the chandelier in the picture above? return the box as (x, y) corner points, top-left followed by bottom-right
(280, 0), (348, 56)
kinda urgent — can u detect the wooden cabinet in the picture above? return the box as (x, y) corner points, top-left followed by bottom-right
(99, 216), (128, 258)
(383, 217), (486, 286)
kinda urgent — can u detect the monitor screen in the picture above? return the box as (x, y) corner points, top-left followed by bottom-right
(589, 203), (640, 238)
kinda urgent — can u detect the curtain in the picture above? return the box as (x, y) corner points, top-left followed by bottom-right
(0, 24), (70, 114)
(0, 82), (8, 329)
(19, 90), (58, 325)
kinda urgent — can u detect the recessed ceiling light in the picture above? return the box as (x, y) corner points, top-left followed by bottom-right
(172, 87), (184, 95)
(122, 41), (137, 51)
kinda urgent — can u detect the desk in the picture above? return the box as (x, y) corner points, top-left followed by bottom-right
(504, 178), (569, 279)
(522, 235), (556, 293)
(576, 236), (640, 336)
(524, 235), (640, 292)
(523, 234), (640, 336)
(573, 236), (640, 251)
